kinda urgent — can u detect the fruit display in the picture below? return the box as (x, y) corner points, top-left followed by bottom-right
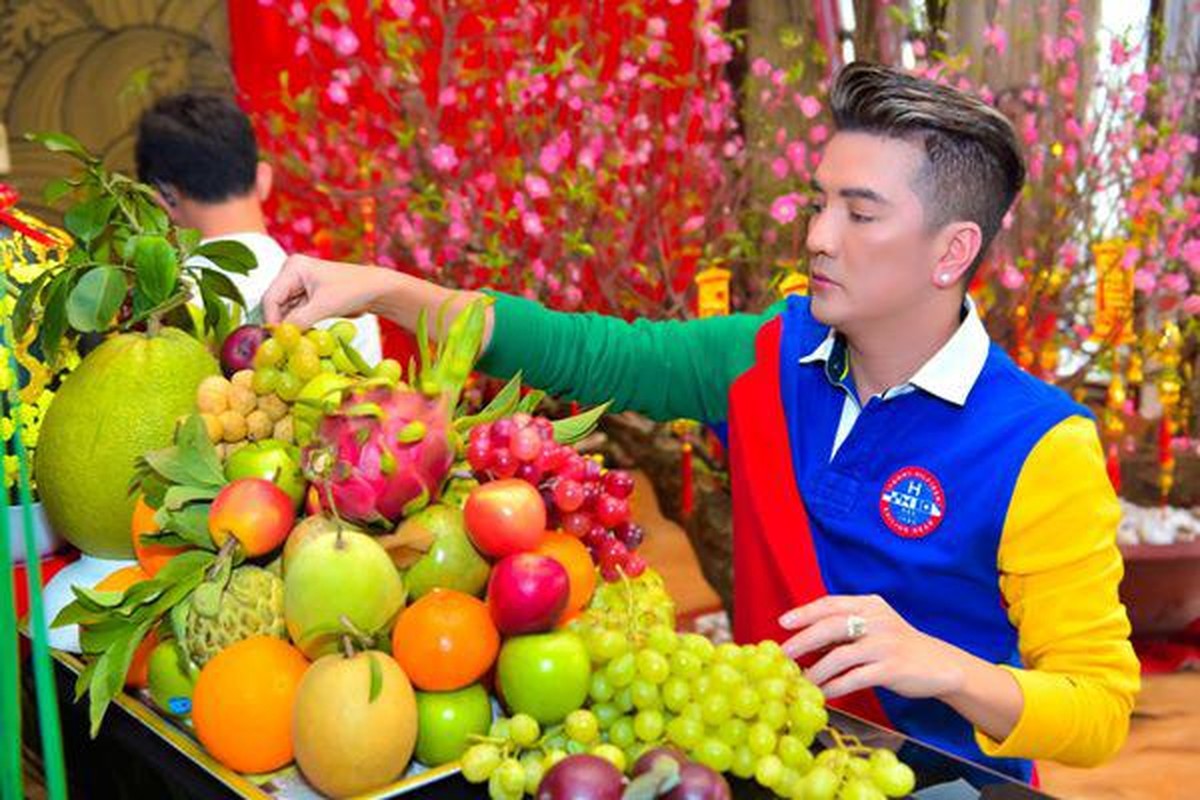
(41, 299), (915, 799)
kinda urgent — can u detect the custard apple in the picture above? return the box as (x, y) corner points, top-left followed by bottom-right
(183, 565), (286, 666)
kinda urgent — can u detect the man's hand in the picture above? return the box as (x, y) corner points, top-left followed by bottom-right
(779, 594), (968, 700)
(778, 594), (1024, 742)
(262, 254), (397, 328)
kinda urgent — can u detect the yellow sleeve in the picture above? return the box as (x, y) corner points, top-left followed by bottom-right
(975, 416), (1141, 766)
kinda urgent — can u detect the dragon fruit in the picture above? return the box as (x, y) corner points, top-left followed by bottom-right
(302, 386), (455, 527)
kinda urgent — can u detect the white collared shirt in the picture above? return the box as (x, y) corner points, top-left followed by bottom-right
(798, 298), (991, 459)
(188, 232), (383, 364)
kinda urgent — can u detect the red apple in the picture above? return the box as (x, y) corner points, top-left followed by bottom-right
(464, 479), (547, 558)
(487, 553), (569, 635)
(208, 478), (295, 557)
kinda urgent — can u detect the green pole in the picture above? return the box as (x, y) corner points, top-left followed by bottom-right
(0, 334), (25, 800)
(3, 323), (67, 799)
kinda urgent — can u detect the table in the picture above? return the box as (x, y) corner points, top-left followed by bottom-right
(27, 647), (1051, 799)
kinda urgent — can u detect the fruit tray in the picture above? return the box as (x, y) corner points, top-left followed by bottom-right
(49, 647), (462, 799)
(44, 644), (1053, 800)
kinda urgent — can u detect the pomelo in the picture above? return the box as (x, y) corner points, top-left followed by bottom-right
(34, 329), (218, 558)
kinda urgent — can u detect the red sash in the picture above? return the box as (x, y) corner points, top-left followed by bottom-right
(727, 318), (889, 725)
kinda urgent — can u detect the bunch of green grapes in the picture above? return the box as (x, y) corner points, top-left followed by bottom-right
(567, 569), (912, 799)
(579, 628), (914, 799)
(250, 321), (402, 402)
(459, 712), (626, 800)
(572, 567), (676, 637)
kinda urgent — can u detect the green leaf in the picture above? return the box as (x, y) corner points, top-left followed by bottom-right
(70, 586), (126, 609)
(79, 618), (136, 654)
(145, 415), (227, 488)
(113, 580), (168, 613)
(11, 271), (51, 339)
(551, 401), (612, 444)
(178, 416), (225, 473)
(162, 484), (220, 510)
(74, 658), (98, 702)
(196, 276), (224, 339)
(454, 371), (523, 431)
(88, 618), (157, 736)
(177, 227), (202, 254)
(159, 504), (216, 549)
(51, 602), (110, 629)
(64, 197), (116, 243)
(198, 268), (247, 309)
(39, 270), (75, 361)
(137, 202), (170, 234)
(65, 267), (126, 332)
(169, 601), (190, 646)
(142, 449), (220, 490)
(148, 549), (215, 585)
(43, 177), (74, 205)
(138, 530), (193, 549)
(129, 235), (179, 305)
(194, 240), (257, 275)
(27, 131), (92, 161)
(368, 652), (383, 703)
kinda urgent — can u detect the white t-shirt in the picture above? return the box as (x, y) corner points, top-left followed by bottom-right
(191, 232), (383, 364)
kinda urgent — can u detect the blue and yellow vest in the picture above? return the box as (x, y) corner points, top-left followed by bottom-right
(728, 296), (1089, 782)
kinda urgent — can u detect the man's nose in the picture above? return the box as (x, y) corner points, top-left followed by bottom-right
(805, 207), (836, 259)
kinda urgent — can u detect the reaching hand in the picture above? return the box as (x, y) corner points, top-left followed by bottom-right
(262, 254), (396, 328)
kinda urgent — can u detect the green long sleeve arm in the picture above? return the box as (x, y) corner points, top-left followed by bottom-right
(476, 292), (786, 424)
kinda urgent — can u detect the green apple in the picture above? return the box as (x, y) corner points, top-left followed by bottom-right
(224, 439), (306, 506)
(399, 505), (490, 599)
(414, 684), (493, 766)
(497, 631), (591, 725)
(147, 640), (199, 717)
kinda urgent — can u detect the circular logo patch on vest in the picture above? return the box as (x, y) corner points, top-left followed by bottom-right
(879, 466), (945, 539)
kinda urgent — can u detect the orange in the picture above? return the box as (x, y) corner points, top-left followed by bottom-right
(94, 564), (151, 593)
(131, 494), (189, 577)
(535, 532), (597, 616)
(93, 565), (156, 688)
(391, 589), (499, 691)
(191, 636), (309, 774)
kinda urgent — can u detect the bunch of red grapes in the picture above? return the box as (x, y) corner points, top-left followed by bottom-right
(466, 414), (647, 581)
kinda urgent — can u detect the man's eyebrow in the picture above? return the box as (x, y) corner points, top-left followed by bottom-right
(810, 179), (891, 205)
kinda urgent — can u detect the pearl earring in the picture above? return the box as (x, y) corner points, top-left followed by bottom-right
(940, 274), (952, 284)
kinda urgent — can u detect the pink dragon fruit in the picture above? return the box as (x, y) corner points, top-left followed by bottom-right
(302, 386), (455, 526)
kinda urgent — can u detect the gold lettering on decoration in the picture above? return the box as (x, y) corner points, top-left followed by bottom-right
(1091, 240), (1135, 346)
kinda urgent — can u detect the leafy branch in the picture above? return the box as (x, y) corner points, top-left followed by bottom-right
(12, 133), (259, 365)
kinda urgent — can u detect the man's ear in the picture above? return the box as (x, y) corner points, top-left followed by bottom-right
(152, 183), (182, 221)
(255, 161), (273, 204)
(932, 221), (982, 289)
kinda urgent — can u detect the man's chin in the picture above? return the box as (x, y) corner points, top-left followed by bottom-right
(808, 295), (837, 326)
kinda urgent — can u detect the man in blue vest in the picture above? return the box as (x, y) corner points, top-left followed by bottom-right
(262, 63), (1140, 780)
